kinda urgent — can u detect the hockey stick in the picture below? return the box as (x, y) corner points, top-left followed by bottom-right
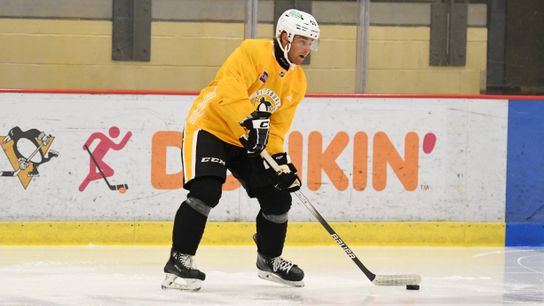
(260, 149), (421, 288)
(84, 145), (128, 193)
(0, 138), (47, 177)
(0, 168), (20, 176)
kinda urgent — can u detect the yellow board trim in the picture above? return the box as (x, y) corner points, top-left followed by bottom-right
(0, 222), (505, 246)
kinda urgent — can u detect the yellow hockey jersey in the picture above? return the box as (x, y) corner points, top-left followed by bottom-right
(185, 39), (307, 155)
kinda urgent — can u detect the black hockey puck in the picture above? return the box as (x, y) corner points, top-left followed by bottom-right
(406, 284), (420, 290)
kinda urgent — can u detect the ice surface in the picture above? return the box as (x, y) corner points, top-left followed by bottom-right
(0, 246), (542, 305)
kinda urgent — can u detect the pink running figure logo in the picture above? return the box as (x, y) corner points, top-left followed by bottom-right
(79, 126), (132, 192)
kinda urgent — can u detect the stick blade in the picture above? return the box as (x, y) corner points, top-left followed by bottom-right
(372, 274), (421, 286)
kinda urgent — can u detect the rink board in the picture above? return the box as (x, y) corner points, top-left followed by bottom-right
(505, 100), (544, 246)
(0, 90), (541, 245)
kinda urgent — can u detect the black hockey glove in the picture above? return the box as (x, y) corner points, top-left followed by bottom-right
(269, 153), (301, 192)
(239, 110), (271, 154)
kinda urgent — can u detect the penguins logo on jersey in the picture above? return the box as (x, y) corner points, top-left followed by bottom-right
(250, 88), (281, 112)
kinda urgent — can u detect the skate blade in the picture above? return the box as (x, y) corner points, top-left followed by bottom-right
(161, 273), (202, 291)
(257, 270), (304, 288)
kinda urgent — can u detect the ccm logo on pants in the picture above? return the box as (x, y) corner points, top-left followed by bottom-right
(201, 157), (226, 166)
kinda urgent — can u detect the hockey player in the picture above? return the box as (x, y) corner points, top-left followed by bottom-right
(162, 9), (320, 291)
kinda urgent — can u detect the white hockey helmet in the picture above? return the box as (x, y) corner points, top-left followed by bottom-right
(276, 9), (320, 51)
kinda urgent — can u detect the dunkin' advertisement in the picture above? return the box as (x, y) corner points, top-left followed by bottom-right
(0, 92), (508, 222)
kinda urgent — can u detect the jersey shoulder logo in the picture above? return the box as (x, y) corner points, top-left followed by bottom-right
(259, 71), (269, 83)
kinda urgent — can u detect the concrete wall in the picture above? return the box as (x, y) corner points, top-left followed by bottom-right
(0, 19), (487, 94)
(0, 0), (488, 93)
(310, 25), (487, 93)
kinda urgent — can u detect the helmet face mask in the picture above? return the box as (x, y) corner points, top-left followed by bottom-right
(276, 9), (320, 52)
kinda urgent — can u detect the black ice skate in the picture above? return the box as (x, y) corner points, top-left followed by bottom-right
(256, 252), (305, 287)
(253, 234), (304, 287)
(161, 249), (206, 291)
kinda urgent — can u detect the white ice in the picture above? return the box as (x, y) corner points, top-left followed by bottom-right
(0, 246), (543, 305)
